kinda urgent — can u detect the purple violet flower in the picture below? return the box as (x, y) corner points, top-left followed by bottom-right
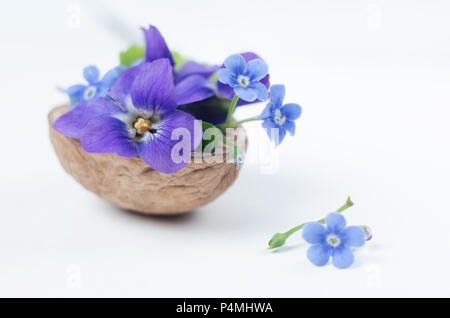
(60, 65), (125, 110)
(142, 25), (219, 106)
(140, 27), (270, 124)
(258, 85), (302, 146)
(142, 25), (175, 66)
(54, 59), (202, 174)
(217, 52), (270, 104)
(302, 212), (365, 268)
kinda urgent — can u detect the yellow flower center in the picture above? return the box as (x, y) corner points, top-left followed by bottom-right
(133, 117), (152, 135)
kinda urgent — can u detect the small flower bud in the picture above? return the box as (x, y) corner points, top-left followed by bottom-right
(362, 226), (373, 241)
(234, 154), (244, 169)
(268, 233), (287, 249)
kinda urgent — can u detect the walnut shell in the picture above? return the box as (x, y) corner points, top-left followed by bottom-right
(48, 105), (246, 215)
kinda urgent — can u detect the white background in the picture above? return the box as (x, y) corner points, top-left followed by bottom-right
(1, 0), (449, 297)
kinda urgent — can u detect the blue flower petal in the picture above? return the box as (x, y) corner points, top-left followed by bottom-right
(63, 84), (87, 109)
(274, 127), (287, 147)
(307, 244), (332, 266)
(262, 120), (287, 146)
(95, 85), (109, 99)
(262, 118), (276, 140)
(130, 59), (177, 114)
(83, 65), (100, 84)
(224, 54), (246, 76)
(217, 69), (236, 86)
(331, 245), (354, 269)
(325, 212), (347, 233)
(256, 102), (274, 120)
(341, 226), (365, 248)
(261, 118), (277, 129)
(269, 84), (285, 107)
(282, 103), (302, 121)
(283, 120), (296, 136)
(248, 82), (268, 101)
(65, 84), (86, 98)
(101, 65), (126, 88)
(302, 222), (327, 244)
(245, 58), (268, 82)
(80, 116), (138, 158)
(234, 86), (257, 102)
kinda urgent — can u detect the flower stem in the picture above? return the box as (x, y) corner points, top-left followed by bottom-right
(268, 196), (354, 249)
(337, 196), (354, 212)
(229, 117), (257, 127)
(225, 94), (239, 128)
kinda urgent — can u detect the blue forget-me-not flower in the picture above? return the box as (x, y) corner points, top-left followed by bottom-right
(60, 65), (124, 109)
(302, 212), (365, 268)
(258, 84), (302, 146)
(217, 54), (269, 102)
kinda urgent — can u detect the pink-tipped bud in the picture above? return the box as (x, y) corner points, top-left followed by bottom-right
(363, 226), (373, 241)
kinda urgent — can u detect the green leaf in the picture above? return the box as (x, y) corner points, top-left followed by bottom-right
(199, 121), (243, 160)
(119, 46), (187, 70)
(171, 50), (185, 70)
(209, 72), (218, 83)
(200, 121), (222, 153)
(120, 45), (145, 67)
